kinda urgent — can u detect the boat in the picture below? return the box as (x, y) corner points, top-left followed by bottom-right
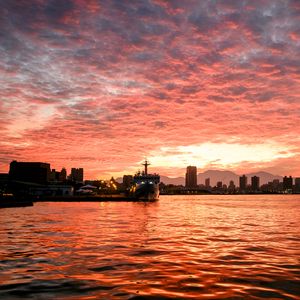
(131, 160), (160, 201)
(0, 194), (33, 208)
(0, 201), (33, 208)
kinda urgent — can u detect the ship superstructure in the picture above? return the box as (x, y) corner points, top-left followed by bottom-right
(132, 160), (160, 201)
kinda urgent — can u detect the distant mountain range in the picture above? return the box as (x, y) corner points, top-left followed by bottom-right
(161, 170), (282, 186)
(117, 170), (283, 186)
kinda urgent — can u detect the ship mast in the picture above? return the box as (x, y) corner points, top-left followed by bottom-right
(142, 159), (150, 175)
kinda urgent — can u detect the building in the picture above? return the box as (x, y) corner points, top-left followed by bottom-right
(69, 168), (84, 182)
(9, 161), (51, 184)
(251, 176), (260, 191)
(185, 166), (197, 188)
(216, 181), (222, 189)
(272, 179), (281, 192)
(295, 178), (300, 193)
(123, 175), (133, 189)
(205, 178), (210, 188)
(0, 173), (9, 191)
(59, 168), (67, 181)
(239, 175), (247, 191)
(228, 180), (235, 192)
(50, 169), (60, 181)
(283, 176), (293, 191)
(29, 184), (74, 196)
(49, 168), (67, 182)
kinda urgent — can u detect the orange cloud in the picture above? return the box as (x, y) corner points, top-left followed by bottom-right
(0, 0), (299, 178)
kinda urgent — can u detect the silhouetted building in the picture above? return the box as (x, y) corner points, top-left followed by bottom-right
(123, 175), (133, 189)
(228, 180), (235, 192)
(239, 175), (247, 191)
(185, 166), (197, 188)
(216, 181), (222, 189)
(295, 178), (300, 193)
(59, 168), (67, 181)
(29, 185), (73, 196)
(271, 179), (280, 192)
(69, 168), (84, 182)
(50, 168), (67, 182)
(205, 178), (210, 188)
(251, 176), (260, 191)
(9, 160), (51, 184)
(50, 169), (61, 181)
(0, 173), (9, 190)
(283, 176), (293, 191)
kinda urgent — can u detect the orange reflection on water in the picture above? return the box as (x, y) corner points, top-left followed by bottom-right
(0, 195), (300, 299)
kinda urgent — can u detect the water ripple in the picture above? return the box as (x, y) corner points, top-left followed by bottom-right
(0, 195), (300, 299)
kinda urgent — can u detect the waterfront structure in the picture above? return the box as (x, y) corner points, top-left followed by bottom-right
(205, 178), (210, 188)
(295, 178), (300, 193)
(228, 180), (235, 189)
(283, 176), (293, 191)
(251, 176), (260, 191)
(185, 166), (197, 188)
(123, 175), (133, 189)
(69, 168), (84, 182)
(239, 175), (247, 192)
(0, 173), (9, 190)
(59, 168), (67, 181)
(50, 169), (60, 181)
(272, 179), (281, 192)
(9, 161), (51, 184)
(50, 168), (67, 182)
(228, 180), (236, 192)
(29, 184), (74, 196)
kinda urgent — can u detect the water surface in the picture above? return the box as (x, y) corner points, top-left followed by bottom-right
(1, 195), (300, 299)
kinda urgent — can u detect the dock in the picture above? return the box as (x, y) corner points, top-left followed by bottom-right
(35, 195), (158, 202)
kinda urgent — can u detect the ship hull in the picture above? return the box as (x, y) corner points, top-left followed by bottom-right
(134, 182), (159, 201)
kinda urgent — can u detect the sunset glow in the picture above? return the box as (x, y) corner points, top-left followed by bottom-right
(1, 0), (300, 178)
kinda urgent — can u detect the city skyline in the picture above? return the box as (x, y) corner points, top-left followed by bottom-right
(1, 1), (300, 179)
(1, 159), (297, 185)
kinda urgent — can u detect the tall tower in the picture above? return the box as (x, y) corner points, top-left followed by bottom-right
(251, 176), (260, 191)
(239, 175), (247, 191)
(185, 166), (197, 188)
(205, 178), (210, 188)
(283, 176), (293, 190)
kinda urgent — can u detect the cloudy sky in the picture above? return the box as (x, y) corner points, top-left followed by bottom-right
(1, 0), (300, 179)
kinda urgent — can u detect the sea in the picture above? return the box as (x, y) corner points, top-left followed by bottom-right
(0, 195), (300, 299)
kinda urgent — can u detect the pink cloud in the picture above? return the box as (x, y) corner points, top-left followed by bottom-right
(0, 0), (299, 178)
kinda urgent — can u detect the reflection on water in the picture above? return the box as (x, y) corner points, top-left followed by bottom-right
(1, 195), (300, 299)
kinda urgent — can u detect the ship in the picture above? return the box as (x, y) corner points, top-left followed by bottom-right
(131, 160), (160, 201)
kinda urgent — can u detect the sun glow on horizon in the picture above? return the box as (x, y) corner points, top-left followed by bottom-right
(148, 142), (294, 170)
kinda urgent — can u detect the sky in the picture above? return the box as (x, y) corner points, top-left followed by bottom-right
(0, 0), (300, 179)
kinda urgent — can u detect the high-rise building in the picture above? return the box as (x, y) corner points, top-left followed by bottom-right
(228, 180), (235, 192)
(9, 160), (51, 184)
(283, 176), (293, 190)
(251, 176), (260, 191)
(239, 175), (247, 191)
(205, 178), (210, 188)
(185, 166), (197, 188)
(69, 168), (84, 182)
(272, 179), (280, 192)
(216, 181), (222, 189)
(295, 178), (300, 192)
